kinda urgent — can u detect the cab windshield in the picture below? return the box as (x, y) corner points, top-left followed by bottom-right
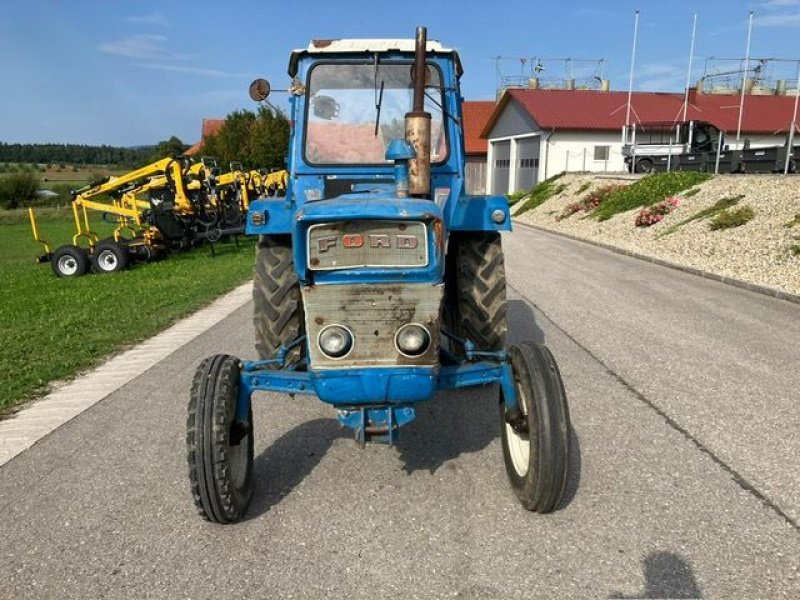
(304, 62), (447, 165)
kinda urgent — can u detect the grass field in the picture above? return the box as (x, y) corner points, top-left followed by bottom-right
(0, 212), (256, 414)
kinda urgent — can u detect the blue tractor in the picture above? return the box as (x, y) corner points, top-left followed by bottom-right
(187, 27), (571, 523)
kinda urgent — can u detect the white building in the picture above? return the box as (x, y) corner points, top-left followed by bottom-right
(481, 87), (798, 195)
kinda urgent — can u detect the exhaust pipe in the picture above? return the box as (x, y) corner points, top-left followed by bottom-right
(405, 26), (432, 198)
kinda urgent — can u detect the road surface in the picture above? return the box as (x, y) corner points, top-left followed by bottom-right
(1, 225), (798, 599)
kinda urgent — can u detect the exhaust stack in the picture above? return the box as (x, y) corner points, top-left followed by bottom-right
(405, 26), (432, 198)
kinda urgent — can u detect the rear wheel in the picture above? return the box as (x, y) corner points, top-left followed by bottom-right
(187, 354), (253, 524)
(92, 240), (128, 274)
(447, 232), (507, 352)
(253, 235), (305, 365)
(500, 342), (570, 512)
(51, 245), (89, 278)
(634, 158), (653, 174)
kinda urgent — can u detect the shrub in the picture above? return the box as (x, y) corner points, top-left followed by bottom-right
(657, 195), (744, 237)
(576, 181), (592, 195)
(709, 206), (755, 230)
(0, 171), (41, 209)
(785, 214), (800, 229)
(790, 244), (800, 257)
(507, 189), (529, 206)
(514, 172), (566, 215)
(635, 196), (680, 227)
(592, 171), (712, 221)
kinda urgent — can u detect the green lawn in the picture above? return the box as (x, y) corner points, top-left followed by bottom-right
(0, 212), (256, 413)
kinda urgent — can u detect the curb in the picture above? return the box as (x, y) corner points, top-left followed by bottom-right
(0, 282), (253, 468)
(513, 221), (800, 306)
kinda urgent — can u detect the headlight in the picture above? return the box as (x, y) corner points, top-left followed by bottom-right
(318, 325), (353, 358)
(395, 323), (431, 357)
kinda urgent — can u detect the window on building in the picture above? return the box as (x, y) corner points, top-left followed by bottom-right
(594, 145), (610, 161)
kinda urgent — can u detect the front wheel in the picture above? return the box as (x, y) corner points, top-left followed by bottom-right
(50, 245), (89, 277)
(187, 354), (254, 523)
(500, 342), (570, 512)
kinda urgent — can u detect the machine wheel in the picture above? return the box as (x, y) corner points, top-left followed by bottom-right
(500, 342), (570, 512)
(634, 158), (654, 174)
(51, 245), (89, 278)
(448, 232), (507, 352)
(187, 354), (254, 524)
(91, 240), (128, 274)
(253, 235), (306, 365)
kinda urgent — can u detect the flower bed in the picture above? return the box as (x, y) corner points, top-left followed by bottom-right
(635, 196), (679, 227)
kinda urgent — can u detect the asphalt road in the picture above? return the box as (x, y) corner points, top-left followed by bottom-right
(1, 226), (799, 599)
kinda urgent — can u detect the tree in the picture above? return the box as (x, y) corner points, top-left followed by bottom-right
(150, 136), (187, 162)
(202, 107), (289, 170)
(0, 172), (40, 209)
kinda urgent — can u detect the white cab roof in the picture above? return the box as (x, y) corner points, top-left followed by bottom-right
(299, 39), (453, 54)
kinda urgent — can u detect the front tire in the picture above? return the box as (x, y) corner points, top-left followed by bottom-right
(50, 245), (89, 278)
(187, 355), (254, 524)
(500, 342), (570, 512)
(253, 235), (305, 365)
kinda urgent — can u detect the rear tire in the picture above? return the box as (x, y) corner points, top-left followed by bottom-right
(634, 158), (653, 174)
(92, 240), (128, 274)
(187, 354), (253, 524)
(51, 245), (89, 278)
(500, 342), (570, 512)
(253, 235), (305, 365)
(447, 232), (507, 352)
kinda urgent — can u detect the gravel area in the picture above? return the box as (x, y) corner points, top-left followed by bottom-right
(514, 173), (800, 295)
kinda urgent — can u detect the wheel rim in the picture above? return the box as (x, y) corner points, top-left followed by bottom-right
(58, 255), (78, 276)
(98, 249), (118, 271)
(505, 374), (531, 477)
(228, 414), (250, 490)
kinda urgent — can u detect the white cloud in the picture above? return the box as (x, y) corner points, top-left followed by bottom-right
(754, 11), (800, 25)
(132, 63), (252, 79)
(98, 35), (194, 60)
(126, 13), (169, 28)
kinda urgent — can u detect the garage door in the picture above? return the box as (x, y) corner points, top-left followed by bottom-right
(515, 137), (540, 191)
(491, 140), (511, 195)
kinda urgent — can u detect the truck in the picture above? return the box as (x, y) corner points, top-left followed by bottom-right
(186, 27), (572, 524)
(623, 120), (798, 174)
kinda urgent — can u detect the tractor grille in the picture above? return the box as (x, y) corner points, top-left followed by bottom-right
(302, 283), (443, 369)
(307, 220), (428, 270)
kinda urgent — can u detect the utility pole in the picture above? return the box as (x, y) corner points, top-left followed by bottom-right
(785, 60), (800, 175)
(626, 10), (640, 127)
(737, 10), (755, 145)
(682, 13), (698, 122)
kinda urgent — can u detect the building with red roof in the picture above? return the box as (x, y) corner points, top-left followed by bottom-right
(185, 118), (225, 156)
(481, 86), (799, 194)
(462, 100), (495, 194)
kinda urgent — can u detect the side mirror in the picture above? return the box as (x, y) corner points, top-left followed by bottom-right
(249, 78), (271, 101)
(312, 95), (340, 120)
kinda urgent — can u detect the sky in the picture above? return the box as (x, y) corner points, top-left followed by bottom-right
(0, 0), (799, 146)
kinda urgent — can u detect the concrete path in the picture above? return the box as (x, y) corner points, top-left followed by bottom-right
(1, 227), (798, 599)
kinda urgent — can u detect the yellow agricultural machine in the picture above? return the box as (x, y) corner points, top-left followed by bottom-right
(30, 155), (287, 277)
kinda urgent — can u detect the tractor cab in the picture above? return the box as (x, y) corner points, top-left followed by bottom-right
(284, 38), (464, 206)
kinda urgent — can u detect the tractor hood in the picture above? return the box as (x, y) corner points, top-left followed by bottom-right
(295, 194), (443, 224)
